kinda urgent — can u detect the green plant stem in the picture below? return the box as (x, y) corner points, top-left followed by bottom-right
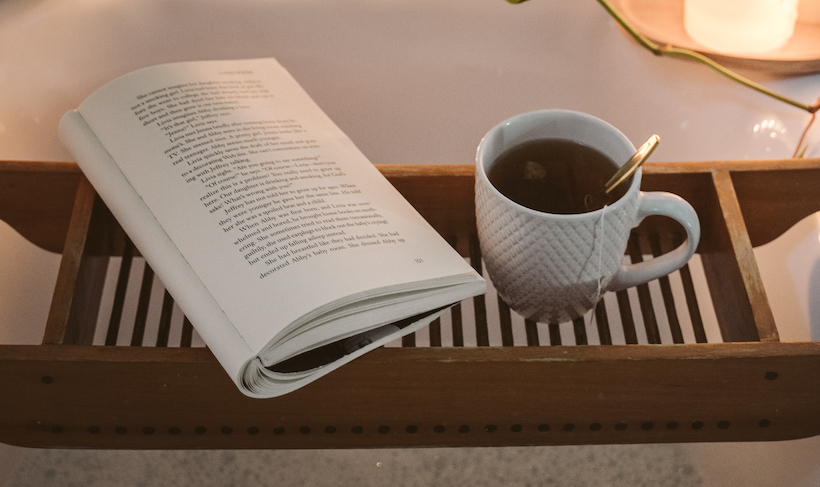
(508, 0), (819, 156)
(594, 0), (818, 114)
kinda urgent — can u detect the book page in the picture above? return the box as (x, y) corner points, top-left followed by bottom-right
(76, 58), (479, 351)
(59, 110), (254, 381)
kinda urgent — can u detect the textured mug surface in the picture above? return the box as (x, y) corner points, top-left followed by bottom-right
(476, 110), (700, 323)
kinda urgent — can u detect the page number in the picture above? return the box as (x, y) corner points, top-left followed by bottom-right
(414, 258), (424, 264)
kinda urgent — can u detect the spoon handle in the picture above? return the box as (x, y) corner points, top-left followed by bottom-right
(604, 134), (660, 194)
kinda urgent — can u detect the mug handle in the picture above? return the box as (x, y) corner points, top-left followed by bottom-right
(607, 192), (701, 292)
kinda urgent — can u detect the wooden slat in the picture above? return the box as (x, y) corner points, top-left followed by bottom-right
(62, 252), (107, 346)
(63, 192), (117, 346)
(42, 177), (97, 345)
(679, 262), (708, 343)
(702, 171), (778, 342)
(653, 158), (820, 171)
(594, 300), (612, 345)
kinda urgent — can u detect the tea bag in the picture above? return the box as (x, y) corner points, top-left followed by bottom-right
(524, 159), (609, 213)
(523, 160), (547, 180)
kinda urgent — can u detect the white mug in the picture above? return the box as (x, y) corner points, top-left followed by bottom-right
(475, 110), (701, 323)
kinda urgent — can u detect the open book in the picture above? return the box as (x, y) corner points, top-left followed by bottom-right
(59, 58), (485, 398)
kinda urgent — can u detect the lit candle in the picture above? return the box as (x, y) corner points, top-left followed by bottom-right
(684, 0), (799, 55)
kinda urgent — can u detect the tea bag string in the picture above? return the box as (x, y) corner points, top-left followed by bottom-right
(588, 203), (609, 330)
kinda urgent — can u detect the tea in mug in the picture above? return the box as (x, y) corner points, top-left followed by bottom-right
(487, 138), (628, 214)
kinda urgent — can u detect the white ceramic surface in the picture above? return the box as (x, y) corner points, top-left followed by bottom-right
(755, 211), (820, 342)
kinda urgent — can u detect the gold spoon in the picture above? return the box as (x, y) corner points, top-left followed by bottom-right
(604, 134), (660, 194)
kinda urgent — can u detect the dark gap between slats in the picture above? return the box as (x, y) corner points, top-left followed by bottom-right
(548, 323), (561, 346)
(636, 283), (660, 343)
(469, 235), (489, 347)
(650, 233), (684, 344)
(572, 317), (588, 345)
(616, 289), (638, 344)
(628, 233), (661, 344)
(594, 299), (612, 345)
(451, 303), (464, 347)
(131, 262), (154, 347)
(105, 238), (134, 346)
(525, 319), (540, 346)
(429, 317), (442, 347)
(180, 317), (194, 348)
(497, 297), (514, 347)
(156, 290), (174, 347)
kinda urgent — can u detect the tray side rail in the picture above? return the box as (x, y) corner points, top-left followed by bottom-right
(3, 160), (820, 449)
(1, 342), (819, 449)
(0, 160), (82, 254)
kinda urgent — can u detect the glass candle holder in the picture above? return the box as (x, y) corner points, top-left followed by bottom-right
(684, 0), (799, 55)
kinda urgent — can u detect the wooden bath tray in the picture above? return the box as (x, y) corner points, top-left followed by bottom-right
(1, 158), (820, 449)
